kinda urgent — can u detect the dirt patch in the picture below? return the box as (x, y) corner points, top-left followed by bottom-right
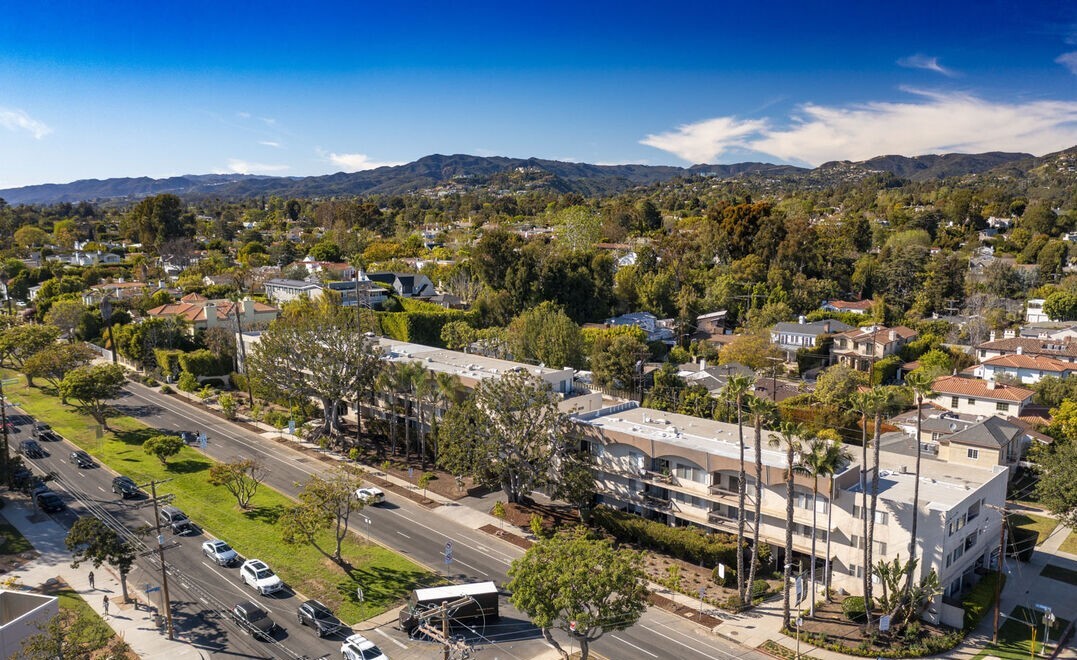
(479, 524), (533, 550)
(648, 592), (723, 628)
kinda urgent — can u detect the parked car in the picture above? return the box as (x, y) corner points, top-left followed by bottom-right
(231, 601), (277, 641)
(341, 634), (388, 660)
(11, 466), (33, 491)
(34, 490), (64, 513)
(19, 440), (45, 458)
(159, 505), (193, 534)
(297, 599), (344, 637)
(355, 487), (385, 505)
(202, 539), (239, 566)
(69, 451), (94, 468)
(111, 476), (142, 499)
(240, 559), (284, 595)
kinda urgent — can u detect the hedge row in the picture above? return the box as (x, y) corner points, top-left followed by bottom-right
(376, 309), (479, 346)
(962, 573), (1005, 631)
(591, 506), (740, 567)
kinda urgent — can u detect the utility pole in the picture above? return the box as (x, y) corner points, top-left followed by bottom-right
(147, 480), (175, 640)
(231, 298), (255, 408)
(0, 376), (9, 487)
(442, 600), (450, 660)
(100, 296), (118, 364)
(987, 503), (1009, 644)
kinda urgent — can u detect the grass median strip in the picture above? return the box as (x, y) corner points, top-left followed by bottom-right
(5, 372), (438, 623)
(1007, 512), (1059, 547)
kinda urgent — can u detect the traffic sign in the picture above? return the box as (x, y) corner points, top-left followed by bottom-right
(145, 586), (161, 593)
(570, 621), (577, 632)
(444, 541), (453, 563)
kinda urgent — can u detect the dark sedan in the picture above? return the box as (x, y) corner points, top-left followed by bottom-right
(19, 440), (45, 459)
(35, 490), (65, 513)
(69, 451), (94, 468)
(232, 601), (278, 641)
(297, 599), (344, 637)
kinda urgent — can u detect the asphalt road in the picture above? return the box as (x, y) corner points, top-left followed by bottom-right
(108, 382), (768, 660)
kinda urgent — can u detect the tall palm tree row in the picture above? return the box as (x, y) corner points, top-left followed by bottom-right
(745, 395), (776, 597)
(849, 389), (875, 628)
(904, 372), (935, 605)
(769, 421), (805, 629)
(725, 374), (753, 606)
(799, 434), (850, 617)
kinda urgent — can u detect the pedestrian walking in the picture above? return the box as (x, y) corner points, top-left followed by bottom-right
(88, 570), (95, 590)
(102, 595), (109, 617)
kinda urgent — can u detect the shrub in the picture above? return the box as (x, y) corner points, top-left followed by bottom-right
(842, 596), (866, 622)
(177, 371), (199, 393)
(230, 371), (249, 393)
(263, 409), (291, 429)
(178, 348), (231, 377)
(591, 506), (740, 567)
(348, 448), (361, 461)
(160, 385), (173, 394)
(751, 579), (770, 599)
(962, 573), (1004, 630)
(218, 392), (237, 420)
(712, 565), (736, 588)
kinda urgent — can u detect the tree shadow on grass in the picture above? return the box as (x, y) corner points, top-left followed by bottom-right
(112, 428), (159, 447)
(242, 503), (287, 526)
(162, 458), (211, 475)
(336, 564), (441, 609)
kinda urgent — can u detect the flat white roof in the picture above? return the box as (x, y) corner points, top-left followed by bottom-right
(413, 581), (498, 600)
(377, 338), (571, 383)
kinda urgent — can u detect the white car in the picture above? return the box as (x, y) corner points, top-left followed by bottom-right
(341, 634), (388, 660)
(355, 487), (385, 505)
(240, 559), (284, 595)
(202, 539), (239, 566)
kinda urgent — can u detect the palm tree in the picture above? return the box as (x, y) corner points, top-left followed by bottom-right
(865, 387), (901, 625)
(800, 435), (850, 617)
(904, 372), (935, 604)
(725, 373), (753, 606)
(429, 371), (464, 462)
(399, 362), (428, 463)
(769, 421), (805, 629)
(746, 395), (776, 597)
(413, 367), (434, 468)
(848, 389), (874, 626)
(378, 364), (408, 456)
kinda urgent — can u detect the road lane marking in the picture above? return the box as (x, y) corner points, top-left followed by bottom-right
(646, 618), (744, 657)
(450, 557), (490, 577)
(375, 628), (408, 649)
(97, 486), (106, 492)
(611, 635), (659, 658)
(382, 508), (512, 567)
(639, 624), (736, 659)
(396, 531), (411, 539)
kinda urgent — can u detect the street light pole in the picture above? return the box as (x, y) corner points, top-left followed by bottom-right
(146, 480), (175, 640)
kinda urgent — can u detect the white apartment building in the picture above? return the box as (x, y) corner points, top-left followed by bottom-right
(575, 403), (1008, 628)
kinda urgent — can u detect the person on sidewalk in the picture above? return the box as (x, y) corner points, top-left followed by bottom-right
(88, 570), (94, 590)
(102, 595), (109, 617)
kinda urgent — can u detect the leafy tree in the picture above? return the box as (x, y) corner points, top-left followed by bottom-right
(13, 225), (48, 250)
(493, 500), (507, 532)
(1036, 435), (1077, 527)
(590, 332), (649, 390)
(247, 307), (380, 433)
(440, 319), (475, 352)
(280, 466), (364, 562)
(122, 193), (195, 250)
(16, 609), (107, 660)
(44, 299), (87, 340)
(23, 342), (96, 392)
(555, 206), (603, 253)
(417, 471), (435, 498)
(65, 516), (136, 603)
(813, 364), (868, 406)
(218, 392), (237, 419)
(718, 331), (782, 371)
(1043, 290), (1077, 321)
(59, 363), (126, 428)
(177, 371), (199, 393)
(143, 434), (184, 466)
(505, 301), (584, 369)
(472, 229), (523, 290)
(551, 453), (597, 521)
(208, 458), (266, 508)
(438, 370), (570, 503)
(0, 323), (62, 375)
(307, 240), (342, 262)
(508, 528), (648, 660)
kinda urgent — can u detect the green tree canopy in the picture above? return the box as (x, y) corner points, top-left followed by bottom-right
(65, 516), (136, 603)
(59, 363), (127, 428)
(23, 341), (96, 391)
(508, 528), (649, 660)
(505, 301), (584, 369)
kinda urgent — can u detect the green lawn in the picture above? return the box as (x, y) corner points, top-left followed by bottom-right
(1007, 512), (1059, 547)
(1060, 531), (1077, 555)
(55, 587), (118, 652)
(0, 517), (35, 555)
(5, 372), (438, 623)
(973, 606), (1070, 660)
(1040, 563), (1077, 586)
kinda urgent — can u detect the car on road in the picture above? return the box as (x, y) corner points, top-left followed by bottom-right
(34, 489), (64, 513)
(202, 539), (238, 566)
(296, 599), (344, 637)
(30, 422), (50, 438)
(69, 451), (94, 468)
(231, 600), (277, 641)
(19, 440), (45, 458)
(111, 476), (142, 499)
(355, 487), (385, 505)
(240, 559), (284, 595)
(341, 634), (388, 660)
(159, 505), (193, 534)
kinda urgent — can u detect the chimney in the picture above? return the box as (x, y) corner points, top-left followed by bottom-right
(798, 315), (806, 325)
(990, 330), (997, 341)
(823, 321), (831, 333)
(700, 358), (707, 370)
(987, 380), (997, 390)
(243, 297), (255, 316)
(1016, 346), (1023, 355)
(889, 330), (897, 342)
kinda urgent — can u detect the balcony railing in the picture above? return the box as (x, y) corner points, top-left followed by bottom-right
(639, 492), (671, 510)
(642, 470), (674, 485)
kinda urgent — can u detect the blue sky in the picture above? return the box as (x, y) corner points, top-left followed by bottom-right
(2, 0), (1077, 188)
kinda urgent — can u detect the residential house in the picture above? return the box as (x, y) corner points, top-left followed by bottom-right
(831, 325), (917, 372)
(820, 299), (873, 315)
(770, 317), (853, 363)
(1026, 298), (1049, 324)
(927, 375), (1034, 418)
(675, 360), (753, 396)
(144, 293), (279, 333)
(367, 271), (436, 298)
(47, 250), (122, 266)
(974, 336), (1077, 364)
(694, 310), (732, 340)
(81, 280), (163, 306)
(604, 312), (676, 345)
(973, 352), (1075, 384)
(296, 257), (356, 281)
(264, 279), (324, 305)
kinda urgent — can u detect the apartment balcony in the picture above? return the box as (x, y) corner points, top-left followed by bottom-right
(708, 509), (738, 525)
(640, 470), (676, 486)
(639, 492), (672, 511)
(708, 483), (740, 496)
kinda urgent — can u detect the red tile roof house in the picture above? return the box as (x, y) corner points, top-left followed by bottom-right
(972, 353), (1076, 385)
(926, 375), (1035, 418)
(820, 299), (873, 314)
(144, 293), (279, 333)
(974, 336), (1077, 364)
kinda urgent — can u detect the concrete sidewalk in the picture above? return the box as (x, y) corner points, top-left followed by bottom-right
(0, 494), (205, 659)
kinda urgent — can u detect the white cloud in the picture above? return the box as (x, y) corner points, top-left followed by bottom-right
(0, 108), (51, 139)
(897, 54), (957, 77)
(641, 91), (1077, 166)
(326, 152), (403, 171)
(258, 140), (281, 148)
(640, 116), (769, 164)
(236, 111), (251, 119)
(1056, 51), (1077, 75)
(220, 159), (290, 174)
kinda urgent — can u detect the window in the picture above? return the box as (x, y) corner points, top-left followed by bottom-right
(849, 564), (863, 578)
(980, 350), (987, 358)
(675, 464), (705, 484)
(948, 513), (967, 536)
(951, 396), (960, 408)
(965, 531), (978, 551)
(590, 443), (604, 458)
(967, 500), (982, 522)
(996, 402), (1010, 412)
(853, 505), (889, 525)
(967, 398), (977, 405)
(967, 448), (979, 460)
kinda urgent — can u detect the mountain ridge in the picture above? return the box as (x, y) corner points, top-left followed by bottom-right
(0, 150), (1051, 204)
